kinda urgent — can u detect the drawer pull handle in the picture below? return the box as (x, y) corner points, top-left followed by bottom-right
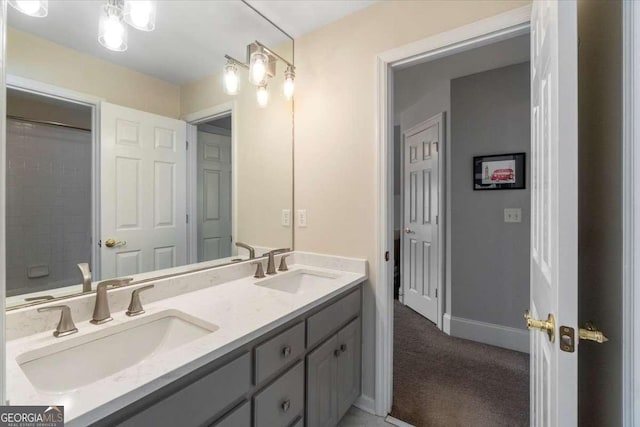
(282, 345), (292, 358)
(340, 344), (347, 352)
(334, 349), (341, 357)
(281, 399), (291, 413)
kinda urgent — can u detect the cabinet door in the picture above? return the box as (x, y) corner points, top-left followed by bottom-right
(306, 335), (338, 427)
(337, 318), (361, 420)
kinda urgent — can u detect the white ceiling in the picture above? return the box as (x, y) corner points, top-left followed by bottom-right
(246, 0), (377, 39)
(8, 0), (377, 85)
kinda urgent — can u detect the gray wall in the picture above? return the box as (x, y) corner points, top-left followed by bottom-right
(450, 63), (530, 330)
(577, 1), (622, 425)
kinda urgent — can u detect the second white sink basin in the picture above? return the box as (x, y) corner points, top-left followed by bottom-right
(17, 310), (218, 393)
(256, 269), (340, 294)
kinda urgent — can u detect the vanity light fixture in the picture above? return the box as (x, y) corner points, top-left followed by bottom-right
(8, 0), (48, 17)
(223, 40), (295, 106)
(99, 0), (128, 52)
(123, 0), (156, 32)
(257, 84), (269, 108)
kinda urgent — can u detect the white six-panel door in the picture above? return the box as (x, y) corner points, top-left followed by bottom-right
(402, 113), (442, 324)
(196, 130), (232, 262)
(100, 102), (187, 279)
(530, 1), (578, 425)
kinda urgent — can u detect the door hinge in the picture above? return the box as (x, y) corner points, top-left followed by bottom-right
(186, 214), (189, 224)
(435, 215), (439, 225)
(434, 142), (438, 152)
(186, 140), (189, 150)
(384, 251), (390, 262)
(435, 288), (438, 298)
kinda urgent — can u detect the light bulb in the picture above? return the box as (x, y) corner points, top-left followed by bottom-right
(283, 66), (295, 100)
(257, 85), (269, 108)
(224, 61), (239, 95)
(9, 0), (48, 17)
(104, 16), (125, 49)
(250, 51), (268, 85)
(124, 0), (156, 31)
(99, 5), (128, 52)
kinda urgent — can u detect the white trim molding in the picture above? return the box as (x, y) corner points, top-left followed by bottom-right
(623, 1), (640, 425)
(374, 4), (531, 416)
(354, 394), (376, 415)
(448, 316), (529, 354)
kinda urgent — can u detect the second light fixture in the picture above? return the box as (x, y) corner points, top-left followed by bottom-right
(224, 41), (295, 107)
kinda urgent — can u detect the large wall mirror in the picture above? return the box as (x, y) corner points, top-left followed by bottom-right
(5, 1), (294, 308)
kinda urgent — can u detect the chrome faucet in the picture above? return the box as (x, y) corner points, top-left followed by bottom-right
(236, 242), (256, 259)
(263, 248), (291, 275)
(78, 263), (92, 292)
(91, 278), (133, 324)
(38, 305), (78, 337)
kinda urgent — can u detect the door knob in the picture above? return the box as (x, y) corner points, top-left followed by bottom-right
(104, 239), (126, 248)
(579, 321), (608, 344)
(404, 227), (415, 234)
(524, 310), (555, 342)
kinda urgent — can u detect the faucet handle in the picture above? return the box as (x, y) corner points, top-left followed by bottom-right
(252, 261), (266, 279)
(126, 285), (154, 317)
(38, 305), (78, 338)
(278, 255), (290, 272)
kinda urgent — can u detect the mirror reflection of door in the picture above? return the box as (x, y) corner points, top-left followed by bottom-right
(5, 88), (93, 297)
(196, 116), (233, 263)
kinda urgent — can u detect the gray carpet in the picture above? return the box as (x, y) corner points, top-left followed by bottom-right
(391, 301), (529, 427)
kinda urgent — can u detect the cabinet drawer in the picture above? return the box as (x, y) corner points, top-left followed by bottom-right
(120, 352), (251, 427)
(211, 400), (250, 427)
(253, 361), (304, 427)
(307, 289), (361, 348)
(255, 322), (305, 384)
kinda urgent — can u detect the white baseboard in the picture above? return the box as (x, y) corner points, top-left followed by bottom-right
(449, 315), (529, 353)
(443, 312), (451, 334)
(354, 394), (376, 415)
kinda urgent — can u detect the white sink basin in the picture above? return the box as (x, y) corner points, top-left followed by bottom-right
(255, 270), (340, 294)
(17, 310), (218, 393)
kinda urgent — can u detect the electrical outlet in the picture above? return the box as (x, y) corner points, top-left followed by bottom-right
(504, 208), (522, 223)
(297, 209), (308, 227)
(281, 209), (291, 227)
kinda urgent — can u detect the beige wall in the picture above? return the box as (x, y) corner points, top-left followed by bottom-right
(293, 0), (530, 401)
(7, 28), (181, 118)
(181, 50), (294, 250)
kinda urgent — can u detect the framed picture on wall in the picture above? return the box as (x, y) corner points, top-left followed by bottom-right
(473, 153), (526, 190)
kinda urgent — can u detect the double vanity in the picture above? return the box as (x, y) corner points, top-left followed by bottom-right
(5, 252), (367, 426)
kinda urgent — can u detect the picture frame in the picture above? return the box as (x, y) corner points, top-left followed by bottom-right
(473, 152), (526, 190)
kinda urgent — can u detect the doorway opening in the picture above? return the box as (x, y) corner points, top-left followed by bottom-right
(389, 31), (531, 427)
(5, 87), (95, 299)
(195, 114), (233, 263)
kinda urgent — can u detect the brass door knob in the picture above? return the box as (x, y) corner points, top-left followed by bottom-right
(404, 227), (415, 234)
(524, 310), (555, 342)
(104, 239), (126, 248)
(579, 321), (608, 344)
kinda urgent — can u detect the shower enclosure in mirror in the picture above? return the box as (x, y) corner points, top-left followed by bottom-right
(4, 1), (294, 308)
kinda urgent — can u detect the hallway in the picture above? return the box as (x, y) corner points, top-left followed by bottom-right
(391, 301), (529, 426)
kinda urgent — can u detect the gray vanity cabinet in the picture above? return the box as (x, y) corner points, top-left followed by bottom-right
(107, 286), (362, 427)
(306, 318), (362, 427)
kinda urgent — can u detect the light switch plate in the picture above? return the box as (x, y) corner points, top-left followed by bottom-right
(504, 208), (522, 223)
(297, 209), (307, 227)
(281, 209), (291, 227)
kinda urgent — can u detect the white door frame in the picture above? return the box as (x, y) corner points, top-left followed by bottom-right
(623, 1), (640, 425)
(374, 5), (531, 416)
(182, 102), (238, 264)
(5, 75), (103, 281)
